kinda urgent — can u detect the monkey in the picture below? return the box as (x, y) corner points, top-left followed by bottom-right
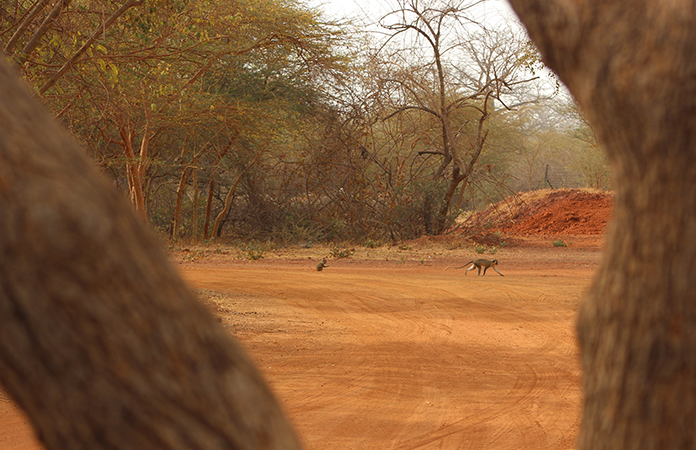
(444, 258), (504, 276)
(316, 258), (330, 271)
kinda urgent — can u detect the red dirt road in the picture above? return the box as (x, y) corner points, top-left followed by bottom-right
(0, 236), (600, 450)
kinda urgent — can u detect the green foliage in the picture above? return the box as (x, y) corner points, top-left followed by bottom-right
(180, 249), (206, 262)
(364, 238), (382, 248)
(239, 242), (272, 260)
(578, 146), (611, 190)
(0, 0), (603, 247)
(552, 239), (569, 247)
(474, 241), (504, 254)
(330, 246), (355, 259)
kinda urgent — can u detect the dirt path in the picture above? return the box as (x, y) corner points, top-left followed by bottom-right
(0, 238), (600, 450)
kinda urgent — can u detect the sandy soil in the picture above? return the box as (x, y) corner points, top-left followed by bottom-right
(0, 235), (602, 450)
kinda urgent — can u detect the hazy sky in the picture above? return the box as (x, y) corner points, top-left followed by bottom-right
(308, 0), (518, 27)
(308, 0), (378, 21)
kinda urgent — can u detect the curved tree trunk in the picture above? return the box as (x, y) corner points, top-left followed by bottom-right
(508, 1), (696, 449)
(0, 57), (301, 450)
(210, 152), (262, 240)
(434, 112), (489, 234)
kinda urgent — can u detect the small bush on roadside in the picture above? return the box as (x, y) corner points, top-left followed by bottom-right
(364, 238), (382, 248)
(330, 246), (355, 259)
(239, 242), (272, 260)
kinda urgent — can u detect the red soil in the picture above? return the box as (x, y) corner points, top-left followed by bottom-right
(0, 189), (612, 450)
(459, 189), (613, 241)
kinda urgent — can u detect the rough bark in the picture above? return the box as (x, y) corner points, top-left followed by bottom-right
(507, 1), (696, 449)
(0, 57), (301, 450)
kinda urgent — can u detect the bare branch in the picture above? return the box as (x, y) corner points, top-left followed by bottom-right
(383, 105), (440, 121)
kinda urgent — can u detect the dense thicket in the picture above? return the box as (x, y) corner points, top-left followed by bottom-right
(0, 0), (606, 243)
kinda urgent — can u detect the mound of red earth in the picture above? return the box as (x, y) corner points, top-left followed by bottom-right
(460, 189), (614, 237)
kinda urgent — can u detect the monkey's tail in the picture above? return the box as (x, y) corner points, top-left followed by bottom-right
(444, 261), (473, 271)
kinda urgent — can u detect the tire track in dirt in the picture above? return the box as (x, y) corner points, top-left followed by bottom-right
(376, 277), (579, 450)
(0, 242), (591, 450)
(184, 262), (585, 450)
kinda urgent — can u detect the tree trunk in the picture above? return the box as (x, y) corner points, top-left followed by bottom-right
(508, 1), (696, 448)
(210, 152), (262, 240)
(435, 113), (489, 234)
(192, 166), (199, 240)
(119, 122), (149, 220)
(434, 168), (465, 234)
(170, 166), (190, 239)
(171, 145), (208, 240)
(0, 56), (300, 450)
(203, 176), (216, 240)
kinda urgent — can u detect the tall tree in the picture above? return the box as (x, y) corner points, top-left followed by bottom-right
(507, 1), (696, 449)
(376, 0), (541, 233)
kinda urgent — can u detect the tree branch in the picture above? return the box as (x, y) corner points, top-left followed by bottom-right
(4, 0), (53, 55)
(14, 0), (71, 66)
(38, 0), (143, 95)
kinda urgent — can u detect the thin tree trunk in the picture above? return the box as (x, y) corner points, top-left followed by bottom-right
(0, 55), (301, 450)
(435, 111), (489, 234)
(210, 152), (262, 239)
(192, 166), (199, 240)
(203, 177), (216, 240)
(202, 139), (235, 240)
(119, 124), (148, 220)
(170, 145), (207, 239)
(508, 1), (696, 449)
(170, 167), (190, 239)
(14, 0), (71, 66)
